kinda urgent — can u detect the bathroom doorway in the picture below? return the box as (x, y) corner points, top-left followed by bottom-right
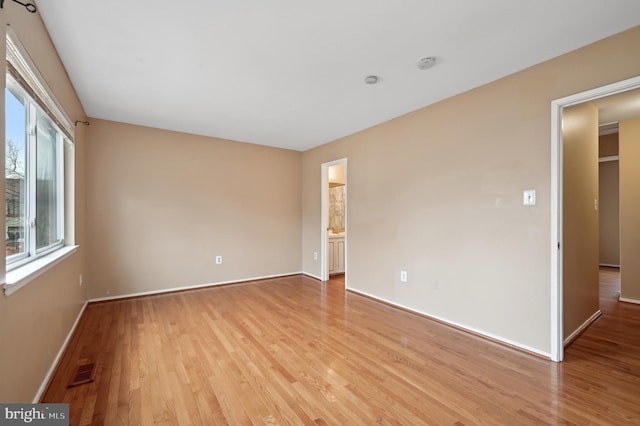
(320, 159), (347, 282)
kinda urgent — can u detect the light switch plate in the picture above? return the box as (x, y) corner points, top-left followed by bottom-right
(523, 189), (536, 206)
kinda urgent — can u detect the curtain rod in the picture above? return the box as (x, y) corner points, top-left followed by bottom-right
(0, 0), (37, 14)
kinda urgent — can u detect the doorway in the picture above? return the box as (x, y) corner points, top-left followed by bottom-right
(320, 159), (347, 282)
(550, 75), (640, 362)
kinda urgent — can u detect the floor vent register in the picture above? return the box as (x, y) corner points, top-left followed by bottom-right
(67, 363), (95, 388)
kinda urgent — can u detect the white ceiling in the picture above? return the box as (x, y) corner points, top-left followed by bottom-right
(36, 1), (640, 151)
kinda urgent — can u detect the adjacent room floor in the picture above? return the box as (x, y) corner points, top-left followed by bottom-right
(42, 269), (639, 425)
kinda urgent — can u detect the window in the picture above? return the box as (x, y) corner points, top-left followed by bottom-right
(5, 73), (66, 267)
(5, 31), (71, 270)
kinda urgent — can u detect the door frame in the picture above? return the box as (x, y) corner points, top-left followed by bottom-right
(550, 75), (640, 362)
(320, 158), (347, 282)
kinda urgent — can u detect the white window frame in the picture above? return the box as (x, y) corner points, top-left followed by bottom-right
(3, 27), (77, 295)
(5, 79), (67, 269)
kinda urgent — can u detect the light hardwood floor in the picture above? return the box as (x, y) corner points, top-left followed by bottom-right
(42, 269), (640, 425)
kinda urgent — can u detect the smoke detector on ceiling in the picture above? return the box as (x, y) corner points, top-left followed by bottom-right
(417, 57), (436, 70)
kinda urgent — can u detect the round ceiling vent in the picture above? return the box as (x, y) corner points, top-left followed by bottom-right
(364, 75), (379, 85)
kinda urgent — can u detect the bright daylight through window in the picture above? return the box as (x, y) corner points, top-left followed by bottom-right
(5, 67), (66, 268)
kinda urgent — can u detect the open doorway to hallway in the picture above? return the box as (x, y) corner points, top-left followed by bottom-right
(551, 76), (640, 362)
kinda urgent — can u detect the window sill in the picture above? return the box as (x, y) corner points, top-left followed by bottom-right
(3, 245), (79, 296)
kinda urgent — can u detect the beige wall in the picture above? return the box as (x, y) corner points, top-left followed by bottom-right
(562, 103), (600, 338)
(620, 117), (640, 301)
(302, 26), (640, 354)
(0, 10), (88, 402)
(599, 160), (620, 266)
(85, 120), (302, 299)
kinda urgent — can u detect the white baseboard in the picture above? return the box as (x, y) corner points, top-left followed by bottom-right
(620, 297), (640, 305)
(303, 272), (322, 281)
(563, 310), (602, 347)
(33, 300), (88, 403)
(347, 287), (550, 359)
(599, 263), (620, 268)
(88, 272), (303, 303)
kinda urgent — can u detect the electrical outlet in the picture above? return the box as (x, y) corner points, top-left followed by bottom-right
(400, 271), (408, 283)
(432, 280), (438, 290)
(79, 274), (83, 287)
(313, 252), (318, 260)
(215, 255), (223, 265)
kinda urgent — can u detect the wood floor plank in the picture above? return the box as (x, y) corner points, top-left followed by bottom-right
(41, 270), (640, 425)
